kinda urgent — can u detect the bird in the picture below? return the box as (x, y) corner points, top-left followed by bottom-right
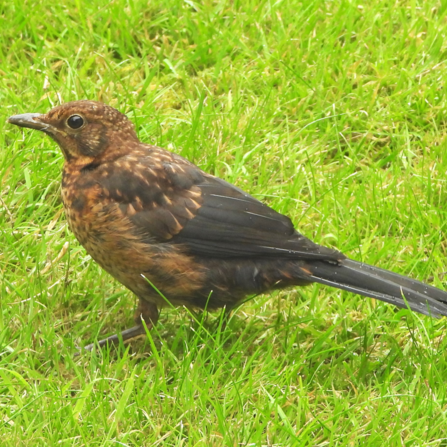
(8, 100), (447, 351)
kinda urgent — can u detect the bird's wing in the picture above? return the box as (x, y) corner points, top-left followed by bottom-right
(98, 149), (343, 262)
(173, 175), (342, 261)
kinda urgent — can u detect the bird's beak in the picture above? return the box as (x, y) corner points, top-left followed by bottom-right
(8, 113), (49, 131)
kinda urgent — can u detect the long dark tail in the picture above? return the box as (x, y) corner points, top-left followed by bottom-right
(306, 258), (447, 317)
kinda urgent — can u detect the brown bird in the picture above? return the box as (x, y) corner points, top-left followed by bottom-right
(8, 100), (447, 351)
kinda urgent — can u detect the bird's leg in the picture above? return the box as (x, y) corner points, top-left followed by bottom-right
(81, 299), (159, 352)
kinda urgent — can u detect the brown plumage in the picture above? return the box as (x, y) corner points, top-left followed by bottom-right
(8, 100), (447, 351)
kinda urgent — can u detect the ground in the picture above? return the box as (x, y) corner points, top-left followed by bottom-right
(1, 0), (447, 445)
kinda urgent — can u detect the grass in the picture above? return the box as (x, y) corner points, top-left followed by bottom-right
(1, 0), (447, 444)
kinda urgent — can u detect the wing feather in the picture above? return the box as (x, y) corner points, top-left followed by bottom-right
(97, 148), (343, 262)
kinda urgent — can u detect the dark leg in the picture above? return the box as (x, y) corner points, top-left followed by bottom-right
(80, 299), (159, 353)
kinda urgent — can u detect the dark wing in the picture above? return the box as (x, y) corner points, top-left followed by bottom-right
(98, 148), (343, 262)
(173, 175), (342, 261)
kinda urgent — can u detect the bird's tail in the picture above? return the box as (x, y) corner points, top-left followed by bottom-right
(305, 258), (447, 317)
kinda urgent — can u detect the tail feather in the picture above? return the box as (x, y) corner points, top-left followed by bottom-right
(306, 258), (447, 318)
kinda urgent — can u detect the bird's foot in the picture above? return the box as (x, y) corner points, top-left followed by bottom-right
(76, 299), (159, 355)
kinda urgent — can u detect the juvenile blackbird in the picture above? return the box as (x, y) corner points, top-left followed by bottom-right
(8, 100), (447, 350)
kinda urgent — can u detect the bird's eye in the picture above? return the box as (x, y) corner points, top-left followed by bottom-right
(67, 115), (84, 129)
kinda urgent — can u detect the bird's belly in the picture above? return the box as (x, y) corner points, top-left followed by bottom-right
(62, 190), (208, 306)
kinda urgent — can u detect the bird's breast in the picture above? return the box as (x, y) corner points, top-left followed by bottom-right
(60, 166), (207, 304)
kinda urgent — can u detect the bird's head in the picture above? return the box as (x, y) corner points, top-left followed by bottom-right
(8, 100), (139, 163)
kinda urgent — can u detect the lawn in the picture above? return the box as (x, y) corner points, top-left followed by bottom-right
(2, 0), (447, 445)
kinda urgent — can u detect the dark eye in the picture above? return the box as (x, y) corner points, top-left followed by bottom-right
(67, 115), (84, 129)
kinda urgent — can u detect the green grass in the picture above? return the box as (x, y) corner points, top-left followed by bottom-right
(2, 0), (447, 444)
